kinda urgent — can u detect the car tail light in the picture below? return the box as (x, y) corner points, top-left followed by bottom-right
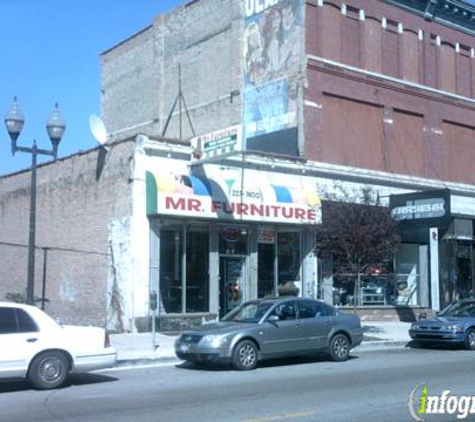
(105, 332), (111, 348)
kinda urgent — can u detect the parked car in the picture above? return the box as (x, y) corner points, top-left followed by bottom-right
(175, 297), (363, 370)
(409, 299), (475, 350)
(0, 301), (117, 389)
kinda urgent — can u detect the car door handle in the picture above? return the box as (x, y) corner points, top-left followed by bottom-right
(26, 338), (38, 343)
(295, 323), (303, 329)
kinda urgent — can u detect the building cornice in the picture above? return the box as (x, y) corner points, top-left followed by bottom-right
(383, 0), (475, 35)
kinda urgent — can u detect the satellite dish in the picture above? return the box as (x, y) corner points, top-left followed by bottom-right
(89, 114), (108, 146)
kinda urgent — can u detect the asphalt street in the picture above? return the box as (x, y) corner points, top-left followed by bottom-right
(1, 346), (475, 422)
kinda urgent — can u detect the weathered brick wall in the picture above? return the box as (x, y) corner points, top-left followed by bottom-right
(101, 27), (160, 143)
(0, 140), (135, 327)
(101, 0), (243, 143)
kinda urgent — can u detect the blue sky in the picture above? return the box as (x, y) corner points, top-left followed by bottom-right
(0, 0), (183, 175)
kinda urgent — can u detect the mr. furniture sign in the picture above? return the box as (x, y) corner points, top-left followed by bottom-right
(146, 164), (321, 225)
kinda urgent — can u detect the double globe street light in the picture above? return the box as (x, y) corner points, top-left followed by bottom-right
(4, 97), (66, 305)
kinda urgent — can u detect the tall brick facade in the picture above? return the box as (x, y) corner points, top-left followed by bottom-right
(101, 0), (475, 186)
(2, 0), (475, 331)
(305, 0), (475, 185)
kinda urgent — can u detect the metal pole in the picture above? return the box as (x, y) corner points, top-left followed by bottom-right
(179, 64), (182, 142)
(26, 143), (38, 305)
(42, 247), (48, 310)
(151, 308), (156, 351)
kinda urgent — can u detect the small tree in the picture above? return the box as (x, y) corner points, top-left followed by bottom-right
(314, 187), (400, 307)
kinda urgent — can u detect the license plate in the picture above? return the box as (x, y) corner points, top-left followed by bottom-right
(180, 344), (190, 353)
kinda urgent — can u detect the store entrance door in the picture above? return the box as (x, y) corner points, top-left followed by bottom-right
(219, 257), (245, 318)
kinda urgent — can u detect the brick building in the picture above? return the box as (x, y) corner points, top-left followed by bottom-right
(1, 0), (475, 331)
(0, 140), (138, 329)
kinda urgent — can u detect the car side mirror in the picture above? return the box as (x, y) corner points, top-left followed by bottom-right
(267, 315), (279, 325)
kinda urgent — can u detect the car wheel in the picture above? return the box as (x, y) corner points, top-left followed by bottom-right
(464, 328), (475, 350)
(28, 351), (70, 390)
(328, 334), (350, 362)
(232, 340), (258, 370)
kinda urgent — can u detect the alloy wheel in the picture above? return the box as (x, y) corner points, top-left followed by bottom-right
(232, 340), (258, 370)
(333, 337), (348, 358)
(239, 344), (257, 368)
(466, 329), (475, 350)
(329, 334), (350, 361)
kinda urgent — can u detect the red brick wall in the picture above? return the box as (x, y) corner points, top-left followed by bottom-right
(304, 0), (475, 185)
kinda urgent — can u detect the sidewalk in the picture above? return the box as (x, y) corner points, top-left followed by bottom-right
(359, 321), (412, 350)
(110, 321), (413, 366)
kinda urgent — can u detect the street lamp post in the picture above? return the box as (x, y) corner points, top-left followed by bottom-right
(4, 97), (66, 305)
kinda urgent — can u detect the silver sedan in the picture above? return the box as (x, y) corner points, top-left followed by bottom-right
(175, 297), (363, 370)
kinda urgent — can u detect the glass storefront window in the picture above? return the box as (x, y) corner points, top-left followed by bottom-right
(186, 230), (209, 312)
(394, 244), (421, 306)
(219, 225), (248, 255)
(159, 224), (209, 314)
(333, 271), (394, 306)
(258, 243), (275, 298)
(277, 232), (301, 296)
(159, 227), (183, 313)
(455, 241), (474, 299)
(440, 238), (474, 308)
(331, 243), (426, 308)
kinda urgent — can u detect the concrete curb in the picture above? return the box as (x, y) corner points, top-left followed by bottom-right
(115, 356), (180, 367)
(113, 340), (411, 367)
(355, 340), (410, 351)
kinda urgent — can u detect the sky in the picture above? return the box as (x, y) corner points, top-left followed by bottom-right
(0, 0), (183, 176)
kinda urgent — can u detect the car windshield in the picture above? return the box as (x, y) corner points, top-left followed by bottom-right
(439, 301), (475, 317)
(221, 301), (275, 323)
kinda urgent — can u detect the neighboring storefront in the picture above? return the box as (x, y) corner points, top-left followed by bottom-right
(143, 148), (475, 331)
(145, 154), (322, 329)
(316, 188), (474, 314)
(389, 189), (475, 311)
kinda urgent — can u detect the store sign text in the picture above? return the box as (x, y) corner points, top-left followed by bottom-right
(259, 228), (275, 244)
(164, 196), (317, 223)
(391, 199), (446, 221)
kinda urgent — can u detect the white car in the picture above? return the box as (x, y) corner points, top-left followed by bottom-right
(0, 301), (117, 390)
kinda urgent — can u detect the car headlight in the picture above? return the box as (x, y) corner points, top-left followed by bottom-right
(411, 324), (420, 330)
(200, 334), (231, 348)
(443, 325), (464, 333)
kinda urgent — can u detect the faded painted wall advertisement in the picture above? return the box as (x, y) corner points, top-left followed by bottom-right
(243, 0), (302, 142)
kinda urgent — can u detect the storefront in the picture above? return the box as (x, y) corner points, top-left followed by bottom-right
(145, 156), (322, 329)
(320, 189), (472, 314)
(390, 189), (475, 311)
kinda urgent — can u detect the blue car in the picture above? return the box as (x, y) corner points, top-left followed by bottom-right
(409, 299), (475, 350)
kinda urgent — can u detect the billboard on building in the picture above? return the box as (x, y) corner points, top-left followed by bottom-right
(242, 0), (303, 155)
(146, 160), (321, 224)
